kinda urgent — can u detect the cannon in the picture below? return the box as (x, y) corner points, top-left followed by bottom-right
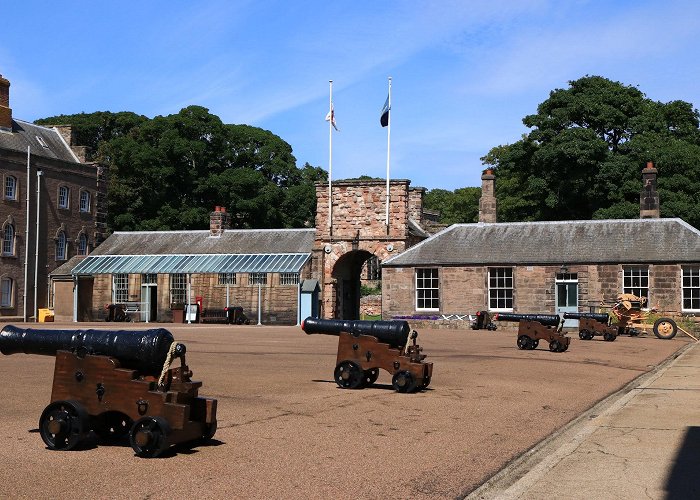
(563, 312), (617, 341)
(471, 310), (497, 331)
(603, 293), (679, 339)
(493, 312), (570, 352)
(301, 318), (433, 393)
(0, 325), (217, 457)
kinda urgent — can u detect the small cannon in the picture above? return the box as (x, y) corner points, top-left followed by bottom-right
(471, 310), (497, 331)
(0, 325), (217, 457)
(301, 318), (433, 393)
(493, 312), (570, 352)
(563, 312), (617, 341)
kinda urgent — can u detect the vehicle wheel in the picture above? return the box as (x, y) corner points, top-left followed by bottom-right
(517, 335), (530, 350)
(579, 330), (589, 340)
(202, 421), (217, 441)
(129, 416), (171, 458)
(39, 400), (90, 451)
(392, 370), (416, 393)
(549, 340), (562, 352)
(334, 361), (364, 389)
(653, 318), (678, 340)
(363, 368), (380, 386)
(531, 339), (539, 349)
(603, 332), (616, 342)
(629, 328), (641, 336)
(421, 376), (431, 389)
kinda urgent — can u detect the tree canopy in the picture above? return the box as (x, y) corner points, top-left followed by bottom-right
(37, 107), (327, 231)
(481, 76), (700, 227)
(424, 187), (481, 224)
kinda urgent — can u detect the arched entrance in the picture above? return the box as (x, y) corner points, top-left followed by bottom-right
(332, 250), (373, 320)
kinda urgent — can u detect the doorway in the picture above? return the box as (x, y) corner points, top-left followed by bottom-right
(555, 273), (578, 328)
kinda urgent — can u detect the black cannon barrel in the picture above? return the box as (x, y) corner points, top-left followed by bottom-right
(0, 325), (177, 375)
(302, 317), (410, 349)
(563, 312), (610, 324)
(493, 313), (561, 327)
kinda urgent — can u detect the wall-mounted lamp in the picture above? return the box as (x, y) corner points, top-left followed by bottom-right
(559, 264), (568, 274)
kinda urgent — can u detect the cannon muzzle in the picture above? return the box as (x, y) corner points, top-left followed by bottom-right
(493, 313), (561, 327)
(0, 325), (178, 375)
(302, 317), (410, 349)
(562, 312), (610, 324)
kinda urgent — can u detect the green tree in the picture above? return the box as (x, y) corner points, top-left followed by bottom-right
(482, 76), (700, 227)
(424, 187), (481, 224)
(37, 107), (325, 231)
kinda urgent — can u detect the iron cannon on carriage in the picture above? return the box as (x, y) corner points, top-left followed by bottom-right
(563, 312), (617, 341)
(493, 312), (570, 352)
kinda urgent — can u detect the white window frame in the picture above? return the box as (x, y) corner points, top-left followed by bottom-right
(488, 267), (514, 311)
(58, 186), (70, 209)
(623, 266), (649, 303)
(4, 175), (17, 200)
(280, 272), (299, 285)
(682, 267), (700, 312)
(2, 224), (14, 256)
(248, 272), (267, 285)
(0, 277), (13, 307)
(56, 231), (67, 261)
(79, 190), (91, 213)
(415, 268), (439, 311)
(170, 273), (187, 304)
(218, 273), (236, 285)
(113, 274), (129, 304)
(77, 233), (88, 256)
(142, 273), (157, 284)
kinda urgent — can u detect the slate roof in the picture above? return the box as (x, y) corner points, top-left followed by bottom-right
(90, 228), (316, 256)
(0, 119), (79, 163)
(383, 218), (700, 267)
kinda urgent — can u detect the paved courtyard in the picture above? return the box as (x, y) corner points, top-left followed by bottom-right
(0, 322), (689, 499)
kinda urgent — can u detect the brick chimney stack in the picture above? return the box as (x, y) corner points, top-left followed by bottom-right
(640, 161), (660, 219)
(0, 74), (12, 131)
(210, 206), (231, 236)
(478, 169), (497, 223)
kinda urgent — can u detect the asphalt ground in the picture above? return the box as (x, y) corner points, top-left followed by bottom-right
(0, 322), (690, 499)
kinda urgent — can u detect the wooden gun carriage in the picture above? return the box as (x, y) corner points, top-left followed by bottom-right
(563, 312), (617, 341)
(603, 293), (679, 339)
(494, 313), (570, 352)
(302, 318), (433, 393)
(0, 325), (217, 458)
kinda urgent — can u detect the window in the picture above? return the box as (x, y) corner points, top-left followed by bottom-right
(77, 233), (88, 256)
(79, 190), (91, 213)
(489, 267), (514, 310)
(4, 176), (17, 200)
(56, 231), (67, 260)
(682, 267), (700, 312)
(0, 277), (13, 307)
(623, 266), (649, 302)
(249, 272), (267, 285)
(58, 186), (69, 209)
(35, 135), (49, 148)
(142, 274), (157, 284)
(170, 273), (187, 304)
(280, 272), (299, 285)
(113, 274), (129, 303)
(2, 224), (14, 256)
(218, 273), (236, 285)
(365, 256), (382, 280)
(416, 268), (439, 310)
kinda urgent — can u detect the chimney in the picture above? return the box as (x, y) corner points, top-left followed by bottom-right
(640, 161), (659, 219)
(0, 74), (12, 131)
(478, 169), (497, 223)
(210, 206), (231, 236)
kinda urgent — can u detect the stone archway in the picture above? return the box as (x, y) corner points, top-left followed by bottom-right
(331, 249), (373, 320)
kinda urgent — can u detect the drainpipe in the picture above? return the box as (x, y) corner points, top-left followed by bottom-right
(23, 146), (30, 322)
(33, 169), (42, 322)
(257, 282), (262, 325)
(186, 273), (191, 324)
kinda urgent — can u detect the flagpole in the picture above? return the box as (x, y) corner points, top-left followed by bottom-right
(328, 80), (333, 235)
(385, 77), (392, 231)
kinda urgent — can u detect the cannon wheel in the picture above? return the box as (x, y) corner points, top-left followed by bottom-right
(363, 368), (380, 386)
(532, 339), (539, 349)
(334, 361), (364, 389)
(202, 421), (217, 441)
(653, 318), (678, 340)
(549, 340), (562, 352)
(392, 370), (416, 393)
(129, 416), (171, 458)
(517, 335), (530, 350)
(603, 332), (616, 342)
(39, 400), (90, 451)
(421, 376), (431, 389)
(579, 329), (589, 340)
(94, 411), (132, 440)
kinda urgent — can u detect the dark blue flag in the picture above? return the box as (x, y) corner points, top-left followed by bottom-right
(380, 95), (390, 127)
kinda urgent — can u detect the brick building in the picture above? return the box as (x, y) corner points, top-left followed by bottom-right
(382, 166), (700, 324)
(0, 74), (107, 320)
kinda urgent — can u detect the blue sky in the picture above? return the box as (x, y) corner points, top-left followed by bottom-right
(2, 1), (699, 191)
